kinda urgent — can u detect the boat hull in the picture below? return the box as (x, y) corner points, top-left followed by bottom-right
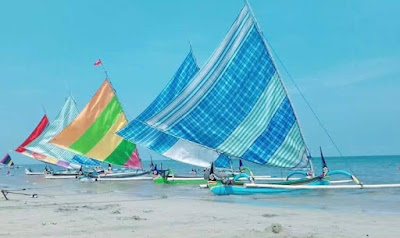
(25, 168), (45, 175)
(211, 185), (292, 195)
(154, 176), (206, 184)
(25, 171), (44, 175)
(95, 176), (153, 181)
(87, 170), (151, 180)
(210, 178), (329, 195)
(45, 174), (78, 179)
(44, 170), (79, 179)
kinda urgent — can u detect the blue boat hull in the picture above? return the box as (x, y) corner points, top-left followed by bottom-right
(210, 180), (330, 195)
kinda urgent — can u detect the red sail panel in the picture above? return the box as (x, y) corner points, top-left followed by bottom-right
(15, 115), (49, 153)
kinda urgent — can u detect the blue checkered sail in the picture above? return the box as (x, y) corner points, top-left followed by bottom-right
(120, 5), (309, 168)
(136, 50), (200, 122)
(25, 96), (101, 168)
(119, 5), (310, 169)
(118, 51), (222, 167)
(214, 154), (232, 169)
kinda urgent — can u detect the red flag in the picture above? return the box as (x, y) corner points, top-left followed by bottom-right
(94, 59), (102, 66)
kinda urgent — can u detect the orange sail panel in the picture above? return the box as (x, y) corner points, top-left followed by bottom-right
(51, 79), (142, 168)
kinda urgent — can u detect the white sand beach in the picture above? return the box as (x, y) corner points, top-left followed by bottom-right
(1, 1), (399, 238)
(1, 184), (399, 238)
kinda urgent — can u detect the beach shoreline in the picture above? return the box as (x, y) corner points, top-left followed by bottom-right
(1, 186), (399, 238)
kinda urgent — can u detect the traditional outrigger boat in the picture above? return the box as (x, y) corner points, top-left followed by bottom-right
(25, 168), (45, 175)
(50, 74), (151, 181)
(117, 3), (317, 186)
(81, 164), (152, 181)
(13, 96), (103, 178)
(45, 169), (80, 179)
(204, 2), (400, 195)
(25, 165), (55, 176)
(120, 1), (400, 194)
(14, 114), (78, 174)
(117, 48), (276, 184)
(6, 76), (148, 181)
(85, 169), (152, 181)
(209, 148), (360, 195)
(153, 168), (206, 184)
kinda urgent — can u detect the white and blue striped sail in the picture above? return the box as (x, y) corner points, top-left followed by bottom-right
(119, 5), (309, 168)
(118, 51), (223, 167)
(119, 4), (310, 169)
(25, 96), (101, 168)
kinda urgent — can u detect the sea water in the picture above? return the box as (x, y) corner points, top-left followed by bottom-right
(1, 155), (400, 214)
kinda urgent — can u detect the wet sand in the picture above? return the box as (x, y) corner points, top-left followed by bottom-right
(0, 185), (398, 238)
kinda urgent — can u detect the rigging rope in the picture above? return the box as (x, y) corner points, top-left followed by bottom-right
(264, 38), (357, 176)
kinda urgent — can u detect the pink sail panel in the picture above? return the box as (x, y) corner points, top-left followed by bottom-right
(123, 148), (142, 169)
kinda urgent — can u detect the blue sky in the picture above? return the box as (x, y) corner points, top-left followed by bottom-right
(1, 0), (399, 164)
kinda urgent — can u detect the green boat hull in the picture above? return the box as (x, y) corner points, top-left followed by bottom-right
(153, 176), (207, 184)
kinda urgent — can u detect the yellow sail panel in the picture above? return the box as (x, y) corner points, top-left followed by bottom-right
(85, 113), (126, 160)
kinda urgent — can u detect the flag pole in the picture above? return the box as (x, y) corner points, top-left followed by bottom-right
(41, 104), (47, 115)
(101, 63), (109, 79)
(63, 79), (72, 98)
(96, 58), (109, 79)
(94, 58), (131, 120)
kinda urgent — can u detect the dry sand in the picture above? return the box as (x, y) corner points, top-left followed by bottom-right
(0, 187), (398, 238)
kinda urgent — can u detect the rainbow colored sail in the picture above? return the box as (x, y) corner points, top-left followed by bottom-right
(1, 153), (14, 166)
(50, 79), (142, 168)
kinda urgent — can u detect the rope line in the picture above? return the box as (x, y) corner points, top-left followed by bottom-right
(264, 37), (357, 176)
